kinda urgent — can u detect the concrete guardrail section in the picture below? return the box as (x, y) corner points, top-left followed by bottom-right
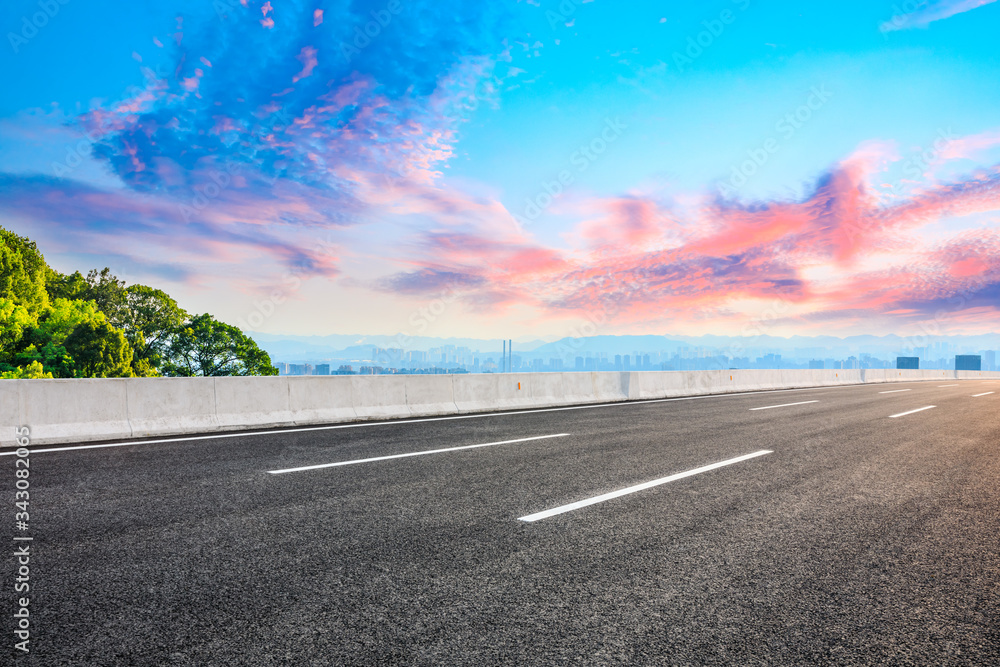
(3, 369), (999, 446)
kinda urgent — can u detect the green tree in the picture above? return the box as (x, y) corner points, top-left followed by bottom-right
(32, 298), (106, 343)
(1, 360), (52, 379)
(0, 297), (36, 355)
(46, 267), (128, 325)
(45, 269), (88, 301)
(2, 229), (273, 380)
(122, 285), (188, 374)
(46, 269), (185, 375)
(162, 314), (278, 377)
(0, 227), (49, 313)
(11, 299), (132, 378)
(63, 320), (134, 378)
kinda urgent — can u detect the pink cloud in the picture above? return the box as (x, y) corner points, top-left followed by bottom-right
(313, 9), (323, 26)
(260, 1), (274, 28)
(368, 146), (1000, 332)
(292, 46), (318, 83)
(572, 197), (674, 252)
(0, 174), (346, 292)
(936, 127), (1000, 162)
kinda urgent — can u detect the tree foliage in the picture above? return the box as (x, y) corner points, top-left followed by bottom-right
(0, 360), (52, 380)
(1, 228), (49, 312)
(2, 226), (273, 380)
(162, 314), (278, 377)
(47, 268), (127, 327)
(11, 299), (117, 377)
(123, 285), (188, 371)
(63, 321), (134, 378)
(45, 268), (88, 302)
(0, 298), (36, 353)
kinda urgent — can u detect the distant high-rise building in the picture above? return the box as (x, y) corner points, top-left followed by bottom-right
(575, 356), (585, 371)
(614, 354), (622, 371)
(315, 364), (331, 375)
(809, 360), (824, 369)
(758, 353), (782, 368)
(985, 350), (997, 372)
(585, 357), (597, 371)
(955, 355), (982, 371)
(623, 355), (631, 371)
(550, 358), (563, 370)
(643, 354), (651, 370)
(896, 357), (919, 370)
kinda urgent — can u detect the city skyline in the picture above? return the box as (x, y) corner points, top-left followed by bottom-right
(258, 331), (1000, 375)
(2, 1), (999, 339)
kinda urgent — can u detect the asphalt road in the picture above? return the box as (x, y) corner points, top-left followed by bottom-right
(4, 380), (1000, 665)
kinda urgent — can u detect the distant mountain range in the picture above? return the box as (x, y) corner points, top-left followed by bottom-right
(246, 331), (1000, 364)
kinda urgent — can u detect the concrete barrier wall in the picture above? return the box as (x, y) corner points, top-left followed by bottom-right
(214, 376), (293, 430)
(287, 376), (356, 425)
(4, 369), (1000, 446)
(403, 375), (456, 417)
(128, 377), (219, 438)
(18, 379), (131, 444)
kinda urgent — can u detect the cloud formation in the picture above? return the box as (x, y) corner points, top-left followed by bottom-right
(10, 0), (516, 292)
(880, 0), (998, 32)
(1, 1), (998, 337)
(372, 143), (1000, 332)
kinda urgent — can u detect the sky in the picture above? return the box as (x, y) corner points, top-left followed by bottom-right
(1, 0), (999, 341)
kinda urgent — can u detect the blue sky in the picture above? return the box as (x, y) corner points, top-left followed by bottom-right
(2, 0), (999, 339)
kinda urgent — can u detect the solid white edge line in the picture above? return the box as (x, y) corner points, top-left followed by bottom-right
(266, 433), (570, 474)
(749, 400), (818, 411)
(518, 450), (773, 522)
(889, 406), (936, 418)
(0, 387), (839, 455)
(972, 392), (995, 397)
(1, 378), (980, 456)
(879, 389), (912, 394)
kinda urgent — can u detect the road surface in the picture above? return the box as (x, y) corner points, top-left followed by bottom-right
(4, 380), (1000, 665)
